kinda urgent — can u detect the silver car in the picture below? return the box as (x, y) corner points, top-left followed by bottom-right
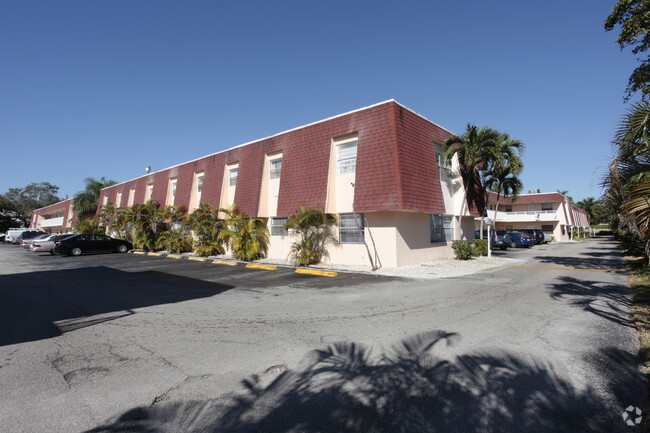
(30, 234), (73, 254)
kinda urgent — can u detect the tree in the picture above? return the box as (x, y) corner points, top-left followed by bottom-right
(576, 197), (600, 225)
(219, 212), (270, 261)
(187, 202), (227, 257)
(0, 182), (61, 230)
(443, 124), (501, 240)
(605, 0), (650, 100)
(283, 207), (338, 266)
(603, 99), (650, 258)
(73, 177), (117, 219)
(483, 133), (525, 221)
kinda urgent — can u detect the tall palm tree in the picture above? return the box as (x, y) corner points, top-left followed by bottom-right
(283, 207), (338, 266)
(576, 197), (597, 224)
(603, 100), (650, 258)
(443, 124), (501, 240)
(73, 177), (117, 219)
(483, 133), (525, 221)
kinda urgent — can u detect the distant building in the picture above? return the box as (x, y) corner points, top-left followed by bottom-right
(29, 198), (76, 234)
(482, 191), (590, 241)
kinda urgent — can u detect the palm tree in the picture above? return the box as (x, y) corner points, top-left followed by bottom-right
(603, 100), (650, 258)
(283, 207), (338, 266)
(73, 177), (117, 219)
(131, 200), (166, 251)
(483, 133), (525, 221)
(443, 124), (501, 240)
(218, 211), (270, 261)
(576, 197), (598, 224)
(187, 202), (227, 257)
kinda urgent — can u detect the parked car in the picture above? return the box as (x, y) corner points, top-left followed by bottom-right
(475, 230), (512, 250)
(6, 228), (37, 244)
(519, 229), (544, 245)
(53, 234), (133, 256)
(543, 233), (552, 243)
(15, 230), (46, 246)
(507, 232), (535, 248)
(21, 233), (49, 249)
(31, 234), (74, 254)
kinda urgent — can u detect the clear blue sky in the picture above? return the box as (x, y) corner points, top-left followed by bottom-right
(0, 0), (639, 204)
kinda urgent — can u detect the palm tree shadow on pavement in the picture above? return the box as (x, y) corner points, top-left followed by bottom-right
(87, 330), (642, 433)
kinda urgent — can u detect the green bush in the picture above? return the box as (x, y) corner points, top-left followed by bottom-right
(452, 240), (476, 260)
(473, 239), (488, 256)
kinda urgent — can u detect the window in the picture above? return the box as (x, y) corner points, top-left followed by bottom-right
(270, 159), (282, 179)
(541, 224), (554, 232)
(229, 168), (238, 187)
(172, 181), (177, 197)
(430, 214), (453, 243)
(435, 151), (451, 169)
(541, 203), (553, 211)
(146, 184), (153, 201)
(271, 217), (288, 236)
(505, 225), (513, 231)
(197, 175), (204, 193)
(337, 141), (358, 175)
(505, 205), (513, 212)
(339, 213), (364, 243)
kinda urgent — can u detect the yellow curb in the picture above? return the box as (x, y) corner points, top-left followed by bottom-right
(246, 264), (278, 271)
(511, 265), (621, 273)
(167, 254), (184, 259)
(132, 251), (146, 255)
(212, 260), (238, 266)
(148, 252), (165, 256)
(295, 268), (338, 277)
(188, 257), (208, 262)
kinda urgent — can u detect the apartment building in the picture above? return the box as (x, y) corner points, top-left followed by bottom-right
(483, 191), (590, 242)
(36, 100), (484, 267)
(29, 198), (76, 234)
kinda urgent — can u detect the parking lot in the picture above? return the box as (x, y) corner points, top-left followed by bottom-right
(0, 238), (645, 432)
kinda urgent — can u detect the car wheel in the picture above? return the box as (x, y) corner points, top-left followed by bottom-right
(511, 241), (517, 248)
(117, 244), (128, 253)
(71, 247), (82, 256)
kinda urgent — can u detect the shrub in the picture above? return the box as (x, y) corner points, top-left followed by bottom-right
(473, 239), (488, 256)
(452, 240), (476, 260)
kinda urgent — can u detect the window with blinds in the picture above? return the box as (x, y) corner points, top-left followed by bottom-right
(337, 141), (358, 175)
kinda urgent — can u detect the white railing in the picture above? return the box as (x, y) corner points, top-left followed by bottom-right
(40, 216), (64, 227)
(487, 210), (558, 222)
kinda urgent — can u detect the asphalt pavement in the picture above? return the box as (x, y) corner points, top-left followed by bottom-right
(0, 237), (646, 432)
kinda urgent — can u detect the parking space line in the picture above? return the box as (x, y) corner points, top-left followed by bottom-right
(295, 268), (338, 277)
(511, 265), (621, 273)
(246, 264), (277, 271)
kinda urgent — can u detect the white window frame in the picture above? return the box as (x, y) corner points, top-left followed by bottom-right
(339, 213), (364, 244)
(229, 168), (238, 187)
(337, 139), (358, 175)
(270, 159), (282, 180)
(430, 214), (453, 243)
(270, 217), (288, 236)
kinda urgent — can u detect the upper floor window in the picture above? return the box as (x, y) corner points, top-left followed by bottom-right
(337, 140), (358, 175)
(541, 202), (553, 211)
(339, 213), (364, 243)
(229, 168), (238, 187)
(197, 175), (204, 193)
(270, 159), (282, 179)
(505, 205), (513, 213)
(435, 151), (451, 170)
(145, 184), (154, 201)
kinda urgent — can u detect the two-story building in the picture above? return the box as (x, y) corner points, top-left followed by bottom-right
(85, 100), (484, 268)
(29, 198), (76, 234)
(483, 191), (590, 242)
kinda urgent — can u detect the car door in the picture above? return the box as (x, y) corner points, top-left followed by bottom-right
(93, 234), (112, 252)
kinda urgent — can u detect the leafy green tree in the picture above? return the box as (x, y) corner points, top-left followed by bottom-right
(576, 197), (601, 225)
(219, 212), (270, 261)
(605, 0), (650, 100)
(443, 124), (501, 240)
(283, 207), (338, 266)
(0, 182), (61, 229)
(73, 216), (105, 234)
(73, 177), (117, 219)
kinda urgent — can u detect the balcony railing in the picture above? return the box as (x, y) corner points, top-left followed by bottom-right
(487, 210), (558, 222)
(40, 216), (64, 227)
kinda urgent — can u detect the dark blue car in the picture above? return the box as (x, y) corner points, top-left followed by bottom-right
(507, 232), (535, 248)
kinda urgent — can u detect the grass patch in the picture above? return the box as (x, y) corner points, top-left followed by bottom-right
(625, 254), (650, 367)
